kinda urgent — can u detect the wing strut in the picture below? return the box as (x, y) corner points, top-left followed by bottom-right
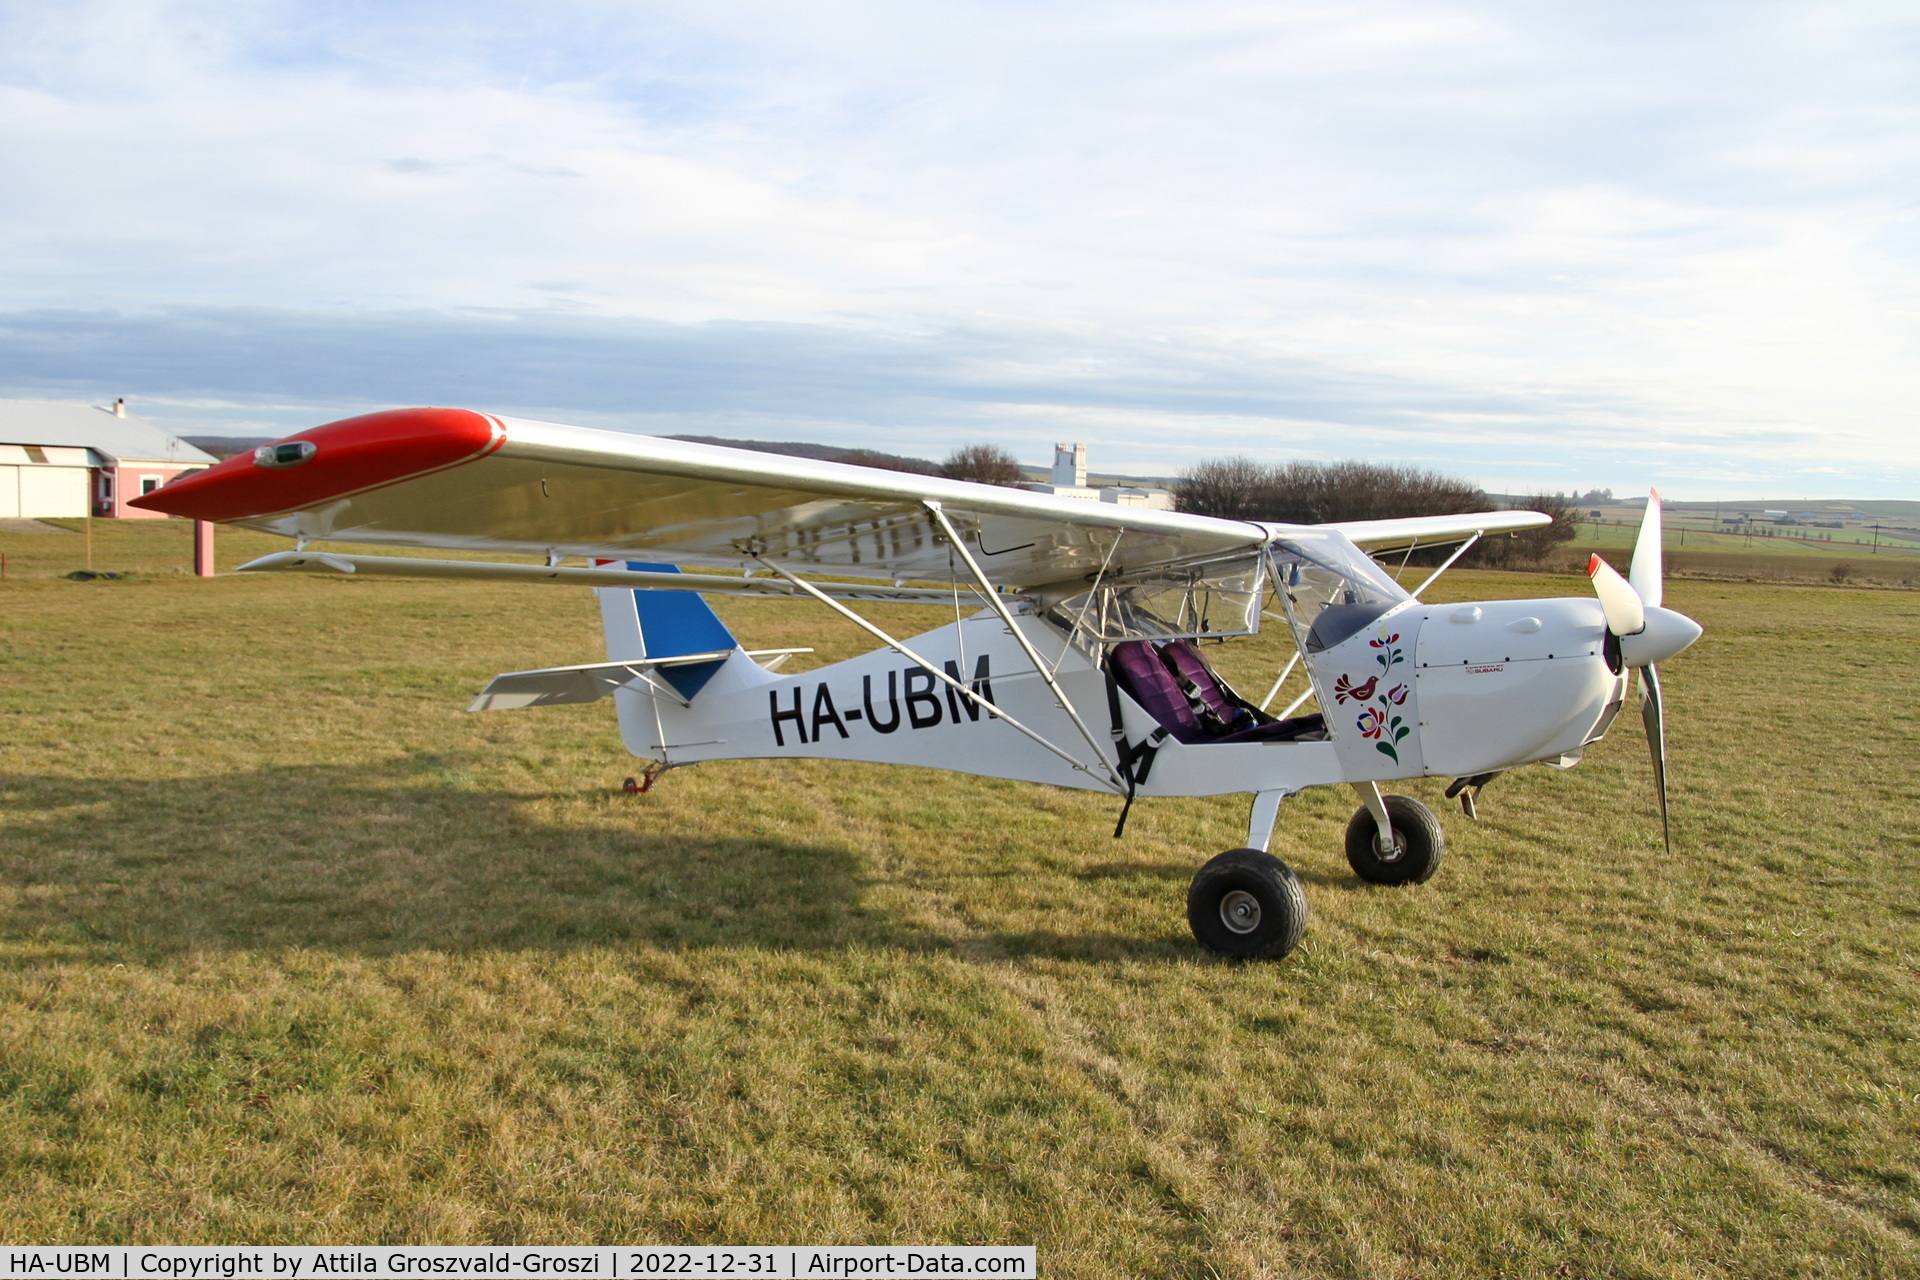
(1406, 533), (1482, 600)
(1258, 652), (1301, 712)
(750, 554), (1126, 795)
(923, 501), (1127, 793)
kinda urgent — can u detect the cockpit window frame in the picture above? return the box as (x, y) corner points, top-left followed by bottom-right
(1267, 532), (1412, 656)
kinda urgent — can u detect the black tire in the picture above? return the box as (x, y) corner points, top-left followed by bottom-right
(1187, 848), (1309, 960)
(1345, 794), (1445, 885)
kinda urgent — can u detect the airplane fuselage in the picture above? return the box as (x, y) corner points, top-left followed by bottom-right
(611, 594), (1626, 798)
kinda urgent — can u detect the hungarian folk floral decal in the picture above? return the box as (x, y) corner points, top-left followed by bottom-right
(1334, 630), (1413, 763)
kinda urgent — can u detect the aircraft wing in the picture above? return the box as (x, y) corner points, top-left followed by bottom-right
(132, 407), (1270, 591)
(1320, 510), (1552, 554)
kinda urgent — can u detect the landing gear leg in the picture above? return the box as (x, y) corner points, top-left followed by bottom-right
(1352, 781), (1395, 854)
(1246, 789), (1288, 852)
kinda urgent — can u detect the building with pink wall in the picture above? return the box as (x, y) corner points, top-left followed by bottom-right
(0, 399), (216, 519)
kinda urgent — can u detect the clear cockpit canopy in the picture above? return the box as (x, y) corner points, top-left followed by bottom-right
(1050, 553), (1266, 643)
(1268, 532), (1411, 653)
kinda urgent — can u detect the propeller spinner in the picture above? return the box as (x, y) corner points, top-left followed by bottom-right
(1586, 490), (1703, 848)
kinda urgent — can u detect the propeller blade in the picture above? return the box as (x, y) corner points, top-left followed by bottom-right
(1588, 554), (1646, 637)
(1638, 663), (1670, 851)
(1629, 488), (1664, 608)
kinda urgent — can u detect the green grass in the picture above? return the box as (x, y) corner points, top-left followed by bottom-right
(2, 523), (1917, 1275)
(1565, 520), (1920, 560)
(1554, 520), (1920, 591)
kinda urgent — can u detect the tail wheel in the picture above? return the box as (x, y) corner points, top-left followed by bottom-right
(1345, 794), (1445, 885)
(1187, 848), (1308, 959)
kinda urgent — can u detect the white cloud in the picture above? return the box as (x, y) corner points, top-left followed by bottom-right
(0, 0), (1914, 496)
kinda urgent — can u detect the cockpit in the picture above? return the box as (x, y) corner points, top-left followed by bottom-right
(1267, 532), (1411, 654)
(1035, 530), (1410, 750)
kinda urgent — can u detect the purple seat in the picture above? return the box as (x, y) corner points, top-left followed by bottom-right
(1110, 639), (1328, 745)
(1108, 640), (1209, 743)
(1160, 640), (1253, 731)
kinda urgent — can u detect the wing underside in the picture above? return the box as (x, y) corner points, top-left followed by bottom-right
(134, 408), (1271, 591)
(132, 407), (1549, 591)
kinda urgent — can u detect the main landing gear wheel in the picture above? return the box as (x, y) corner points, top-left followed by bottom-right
(1187, 848), (1308, 960)
(1345, 794), (1445, 885)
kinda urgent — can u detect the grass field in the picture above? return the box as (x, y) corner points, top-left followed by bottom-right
(2, 521), (1917, 1276)
(1555, 521), (1919, 590)
(1568, 520), (1920, 559)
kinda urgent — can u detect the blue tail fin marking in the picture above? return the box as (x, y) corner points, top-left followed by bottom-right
(627, 562), (736, 698)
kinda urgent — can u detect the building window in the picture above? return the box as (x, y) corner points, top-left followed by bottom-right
(140, 475), (161, 495)
(100, 474), (114, 502)
(23, 446), (47, 463)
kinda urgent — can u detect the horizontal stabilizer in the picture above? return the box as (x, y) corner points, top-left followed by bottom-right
(238, 551), (1011, 605)
(467, 650), (810, 712)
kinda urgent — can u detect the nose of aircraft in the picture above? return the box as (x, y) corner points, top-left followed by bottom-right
(1583, 489), (1705, 852)
(1619, 605), (1703, 668)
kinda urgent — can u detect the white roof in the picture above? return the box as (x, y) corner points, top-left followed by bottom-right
(0, 399), (217, 465)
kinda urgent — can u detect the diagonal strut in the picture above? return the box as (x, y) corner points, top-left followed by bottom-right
(750, 554), (1124, 794)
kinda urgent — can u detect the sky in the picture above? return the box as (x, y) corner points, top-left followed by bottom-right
(0, 1), (1914, 498)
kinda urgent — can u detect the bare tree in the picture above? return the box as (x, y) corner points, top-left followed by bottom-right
(1263, 460), (1489, 525)
(1178, 457), (1489, 527)
(1176, 454), (1581, 571)
(1474, 492), (1579, 567)
(940, 443), (1027, 487)
(1174, 456), (1275, 520)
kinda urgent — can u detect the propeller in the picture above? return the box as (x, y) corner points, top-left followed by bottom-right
(1585, 489), (1701, 849)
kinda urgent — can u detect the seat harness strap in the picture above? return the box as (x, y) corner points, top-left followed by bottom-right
(1104, 664), (1170, 838)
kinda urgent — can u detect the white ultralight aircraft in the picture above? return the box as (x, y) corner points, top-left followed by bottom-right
(133, 407), (1702, 960)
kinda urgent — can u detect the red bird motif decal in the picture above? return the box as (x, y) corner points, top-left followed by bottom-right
(1334, 674), (1378, 704)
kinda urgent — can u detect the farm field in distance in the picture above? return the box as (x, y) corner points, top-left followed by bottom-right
(1560, 498), (1920, 589)
(1, 519), (1916, 1276)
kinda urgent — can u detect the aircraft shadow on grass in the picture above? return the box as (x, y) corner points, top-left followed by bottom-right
(0, 757), (1254, 963)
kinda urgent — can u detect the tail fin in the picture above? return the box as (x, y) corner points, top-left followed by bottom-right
(596, 564), (738, 758)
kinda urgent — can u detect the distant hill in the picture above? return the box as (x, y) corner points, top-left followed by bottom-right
(669, 436), (1177, 487)
(666, 435), (942, 473)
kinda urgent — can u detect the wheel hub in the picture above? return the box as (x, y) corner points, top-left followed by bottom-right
(1219, 889), (1262, 934)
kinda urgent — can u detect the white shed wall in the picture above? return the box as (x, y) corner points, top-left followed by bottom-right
(1, 465), (91, 517)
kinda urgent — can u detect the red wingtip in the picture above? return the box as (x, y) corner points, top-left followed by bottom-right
(129, 407), (503, 522)
(1587, 553), (1603, 577)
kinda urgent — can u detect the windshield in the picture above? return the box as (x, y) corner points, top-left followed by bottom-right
(1270, 533), (1410, 653)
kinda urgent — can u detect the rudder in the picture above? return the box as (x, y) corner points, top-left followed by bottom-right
(596, 562), (739, 758)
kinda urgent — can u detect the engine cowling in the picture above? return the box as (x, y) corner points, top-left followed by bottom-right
(1409, 596), (1625, 778)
